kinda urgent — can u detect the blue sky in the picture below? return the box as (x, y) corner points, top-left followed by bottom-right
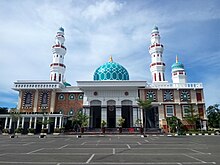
(0, 0), (219, 108)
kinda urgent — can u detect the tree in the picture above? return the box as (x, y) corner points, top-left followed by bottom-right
(137, 99), (152, 129)
(207, 104), (220, 128)
(0, 107), (8, 114)
(184, 105), (200, 130)
(72, 110), (89, 133)
(166, 116), (183, 133)
(0, 107), (8, 131)
(9, 108), (21, 134)
(101, 120), (107, 134)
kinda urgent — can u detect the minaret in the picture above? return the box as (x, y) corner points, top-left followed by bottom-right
(50, 27), (66, 82)
(149, 26), (166, 83)
(171, 55), (187, 83)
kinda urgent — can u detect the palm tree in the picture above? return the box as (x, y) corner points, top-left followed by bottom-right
(72, 110), (89, 133)
(137, 99), (152, 133)
(9, 108), (21, 136)
(184, 105), (200, 131)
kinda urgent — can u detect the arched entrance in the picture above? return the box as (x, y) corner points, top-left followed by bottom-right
(121, 100), (133, 128)
(90, 100), (101, 128)
(107, 100), (116, 128)
(144, 106), (159, 129)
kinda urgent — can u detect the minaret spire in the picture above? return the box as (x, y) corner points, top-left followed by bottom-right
(109, 56), (113, 62)
(50, 27), (67, 82)
(149, 26), (166, 83)
(176, 55), (178, 63)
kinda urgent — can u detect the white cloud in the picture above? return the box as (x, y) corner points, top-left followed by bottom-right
(82, 0), (123, 21)
(0, 0), (220, 108)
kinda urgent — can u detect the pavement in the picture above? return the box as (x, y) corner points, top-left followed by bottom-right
(0, 134), (219, 165)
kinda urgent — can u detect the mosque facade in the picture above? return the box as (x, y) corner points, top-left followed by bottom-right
(1, 27), (207, 133)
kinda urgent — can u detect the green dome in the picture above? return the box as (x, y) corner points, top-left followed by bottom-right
(93, 57), (129, 81)
(171, 62), (184, 70)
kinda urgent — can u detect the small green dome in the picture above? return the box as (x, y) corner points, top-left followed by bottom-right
(93, 57), (129, 81)
(171, 62), (184, 70)
(58, 27), (64, 32)
(172, 56), (184, 70)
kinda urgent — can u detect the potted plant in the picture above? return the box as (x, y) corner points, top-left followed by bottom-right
(80, 121), (88, 133)
(72, 111), (89, 134)
(15, 127), (23, 135)
(117, 117), (125, 133)
(53, 128), (61, 135)
(136, 119), (143, 134)
(27, 128), (35, 135)
(2, 128), (9, 135)
(41, 128), (48, 134)
(101, 120), (107, 134)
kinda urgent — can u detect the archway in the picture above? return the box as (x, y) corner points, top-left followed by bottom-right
(121, 100), (133, 128)
(90, 100), (101, 128)
(144, 106), (159, 129)
(107, 100), (116, 128)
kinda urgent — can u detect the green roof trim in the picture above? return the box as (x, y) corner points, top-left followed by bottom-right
(63, 82), (71, 87)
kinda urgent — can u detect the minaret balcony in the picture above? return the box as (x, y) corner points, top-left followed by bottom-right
(52, 44), (66, 50)
(52, 45), (66, 55)
(149, 43), (163, 48)
(150, 62), (165, 67)
(149, 44), (164, 54)
(50, 63), (66, 68)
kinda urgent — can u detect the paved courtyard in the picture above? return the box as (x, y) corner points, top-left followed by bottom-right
(0, 135), (219, 165)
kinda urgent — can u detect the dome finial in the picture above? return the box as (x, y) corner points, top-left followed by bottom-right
(109, 56), (113, 62)
(176, 55), (178, 63)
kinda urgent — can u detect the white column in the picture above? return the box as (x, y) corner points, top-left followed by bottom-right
(21, 117), (25, 129)
(4, 117), (8, 129)
(133, 107), (138, 127)
(130, 107), (133, 127)
(54, 117), (57, 129)
(50, 91), (56, 113)
(85, 108), (90, 127)
(17, 118), (20, 128)
(33, 90), (39, 112)
(140, 108), (143, 127)
(59, 117), (62, 128)
(9, 118), (12, 129)
(34, 117), (37, 129)
(29, 117), (32, 128)
(46, 117), (49, 129)
(116, 107), (121, 127)
(101, 107), (107, 123)
(42, 117), (45, 129)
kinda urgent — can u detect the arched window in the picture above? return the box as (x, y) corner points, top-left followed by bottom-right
(59, 109), (63, 114)
(69, 109), (74, 116)
(25, 93), (32, 104)
(78, 94), (83, 100)
(58, 94), (65, 100)
(69, 94), (75, 100)
(23, 91), (33, 108)
(159, 73), (161, 81)
(41, 92), (48, 105)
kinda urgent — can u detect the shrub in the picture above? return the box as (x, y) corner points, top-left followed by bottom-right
(2, 128), (9, 133)
(28, 128), (35, 133)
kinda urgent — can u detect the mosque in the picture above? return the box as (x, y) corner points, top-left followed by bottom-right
(1, 26), (207, 133)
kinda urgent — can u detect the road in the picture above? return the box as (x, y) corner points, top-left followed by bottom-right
(0, 135), (219, 164)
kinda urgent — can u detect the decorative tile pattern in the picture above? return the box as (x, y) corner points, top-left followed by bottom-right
(94, 61), (129, 80)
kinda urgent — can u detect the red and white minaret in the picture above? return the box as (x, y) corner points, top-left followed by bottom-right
(50, 27), (66, 82)
(149, 26), (166, 83)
